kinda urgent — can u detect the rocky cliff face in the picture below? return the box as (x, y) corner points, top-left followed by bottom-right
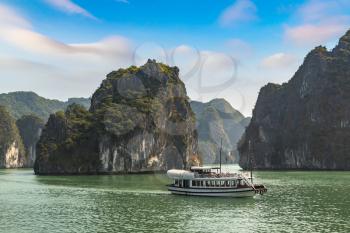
(16, 115), (45, 167)
(239, 30), (350, 170)
(191, 99), (250, 164)
(0, 106), (26, 168)
(35, 60), (198, 174)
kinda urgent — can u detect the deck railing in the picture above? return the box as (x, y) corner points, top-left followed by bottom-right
(194, 172), (243, 179)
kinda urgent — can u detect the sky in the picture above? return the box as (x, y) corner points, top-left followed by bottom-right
(0, 0), (350, 116)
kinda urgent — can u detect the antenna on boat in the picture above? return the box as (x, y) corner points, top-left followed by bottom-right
(248, 140), (253, 184)
(219, 138), (222, 174)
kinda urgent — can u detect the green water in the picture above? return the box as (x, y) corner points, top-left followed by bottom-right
(0, 165), (349, 233)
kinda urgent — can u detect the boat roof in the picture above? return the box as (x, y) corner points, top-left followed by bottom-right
(167, 169), (245, 180)
(167, 169), (194, 179)
(190, 166), (220, 170)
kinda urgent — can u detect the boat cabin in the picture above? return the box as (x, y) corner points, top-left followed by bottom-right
(167, 167), (250, 189)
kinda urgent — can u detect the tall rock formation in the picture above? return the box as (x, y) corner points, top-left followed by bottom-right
(16, 115), (45, 167)
(239, 30), (350, 170)
(191, 99), (250, 164)
(0, 106), (26, 168)
(35, 60), (198, 174)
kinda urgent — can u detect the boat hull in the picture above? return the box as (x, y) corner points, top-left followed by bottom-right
(168, 186), (255, 197)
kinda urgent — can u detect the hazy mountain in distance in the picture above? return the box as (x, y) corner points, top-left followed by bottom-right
(0, 91), (90, 120)
(191, 99), (250, 164)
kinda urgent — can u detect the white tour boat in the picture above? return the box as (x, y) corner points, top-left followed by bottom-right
(167, 166), (267, 197)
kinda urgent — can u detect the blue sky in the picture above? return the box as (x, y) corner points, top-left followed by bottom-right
(0, 0), (349, 115)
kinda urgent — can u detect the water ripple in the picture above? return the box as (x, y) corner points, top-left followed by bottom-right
(0, 168), (349, 233)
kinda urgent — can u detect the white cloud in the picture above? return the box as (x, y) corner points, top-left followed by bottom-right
(132, 42), (167, 66)
(0, 3), (132, 58)
(169, 45), (201, 80)
(285, 22), (348, 46)
(0, 3), (134, 100)
(174, 49), (239, 105)
(285, 0), (350, 46)
(261, 53), (296, 69)
(0, 4), (31, 28)
(297, 0), (335, 21)
(44, 0), (97, 19)
(219, 0), (257, 27)
(0, 56), (55, 71)
(0, 27), (131, 58)
(225, 38), (254, 59)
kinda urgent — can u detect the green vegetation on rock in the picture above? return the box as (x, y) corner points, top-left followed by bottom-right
(0, 106), (25, 168)
(35, 104), (99, 174)
(35, 60), (198, 174)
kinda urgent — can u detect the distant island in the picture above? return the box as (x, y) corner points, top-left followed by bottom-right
(239, 30), (350, 170)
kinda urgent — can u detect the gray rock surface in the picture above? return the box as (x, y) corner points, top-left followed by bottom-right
(239, 30), (350, 170)
(35, 60), (198, 174)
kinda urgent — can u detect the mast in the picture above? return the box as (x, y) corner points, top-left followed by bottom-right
(219, 138), (222, 174)
(248, 140), (253, 184)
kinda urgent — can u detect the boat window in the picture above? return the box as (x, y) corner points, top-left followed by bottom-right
(211, 180), (215, 187)
(175, 179), (179, 186)
(237, 179), (246, 186)
(200, 181), (203, 187)
(215, 181), (220, 187)
(225, 181), (230, 187)
(231, 180), (236, 186)
(192, 180), (196, 186)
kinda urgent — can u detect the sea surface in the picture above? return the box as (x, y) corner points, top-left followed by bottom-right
(0, 165), (349, 233)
